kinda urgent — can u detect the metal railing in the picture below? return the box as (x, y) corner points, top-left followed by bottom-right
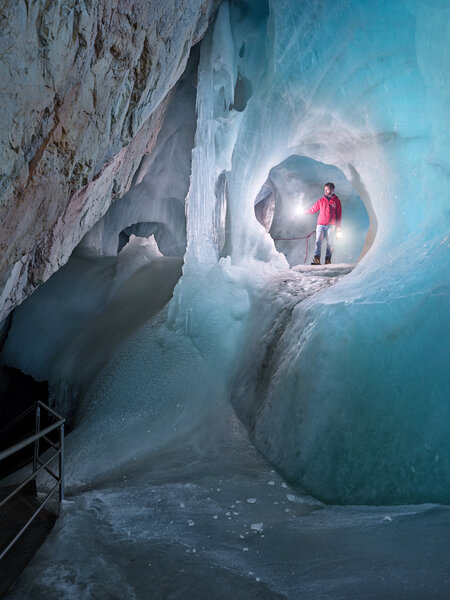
(0, 401), (65, 562)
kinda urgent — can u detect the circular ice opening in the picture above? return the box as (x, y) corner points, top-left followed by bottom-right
(118, 221), (185, 257)
(254, 155), (372, 267)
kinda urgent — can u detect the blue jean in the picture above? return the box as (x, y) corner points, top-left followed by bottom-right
(314, 225), (335, 259)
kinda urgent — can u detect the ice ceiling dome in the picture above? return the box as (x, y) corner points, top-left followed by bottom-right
(3, 0), (449, 507)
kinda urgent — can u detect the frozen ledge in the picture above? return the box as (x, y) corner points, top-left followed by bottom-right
(291, 263), (356, 277)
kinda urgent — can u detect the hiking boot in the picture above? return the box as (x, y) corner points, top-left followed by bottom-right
(311, 255), (320, 265)
(325, 256), (331, 265)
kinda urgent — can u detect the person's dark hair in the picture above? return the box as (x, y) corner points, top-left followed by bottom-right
(325, 182), (335, 190)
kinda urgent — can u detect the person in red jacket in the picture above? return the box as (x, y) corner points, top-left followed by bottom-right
(303, 182), (342, 265)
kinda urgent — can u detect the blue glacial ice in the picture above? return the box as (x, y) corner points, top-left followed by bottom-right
(172, 0), (450, 505)
(2, 0), (450, 597)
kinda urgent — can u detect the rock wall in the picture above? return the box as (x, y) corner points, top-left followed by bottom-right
(0, 0), (218, 322)
(80, 45), (200, 259)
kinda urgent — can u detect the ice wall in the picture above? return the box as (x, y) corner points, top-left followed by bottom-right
(171, 0), (450, 504)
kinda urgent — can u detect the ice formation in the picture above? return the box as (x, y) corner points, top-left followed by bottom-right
(3, 1), (450, 597)
(3, 0), (450, 515)
(172, 0), (450, 504)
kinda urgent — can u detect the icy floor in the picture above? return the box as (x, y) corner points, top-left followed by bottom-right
(6, 265), (450, 599)
(7, 400), (450, 600)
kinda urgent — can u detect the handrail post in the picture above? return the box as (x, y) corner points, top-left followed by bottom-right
(59, 423), (65, 505)
(33, 404), (41, 476)
(0, 401), (65, 562)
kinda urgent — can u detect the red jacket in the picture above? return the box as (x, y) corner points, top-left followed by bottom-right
(306, 194), (342, 228)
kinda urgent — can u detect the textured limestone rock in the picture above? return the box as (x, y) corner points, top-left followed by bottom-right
(80, 46), (200, 259)
(0, 0), (218, 321)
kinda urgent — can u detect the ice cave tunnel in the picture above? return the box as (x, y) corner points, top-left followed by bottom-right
(254, 155), (371, 266)
(0, 0), (449, 598)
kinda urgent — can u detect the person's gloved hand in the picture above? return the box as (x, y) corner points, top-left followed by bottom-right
(336, 230), (342, 240)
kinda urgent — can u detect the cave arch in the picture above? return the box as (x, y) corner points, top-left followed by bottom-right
(118, 221), (182, 256)
(254, 155), (372, 266)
